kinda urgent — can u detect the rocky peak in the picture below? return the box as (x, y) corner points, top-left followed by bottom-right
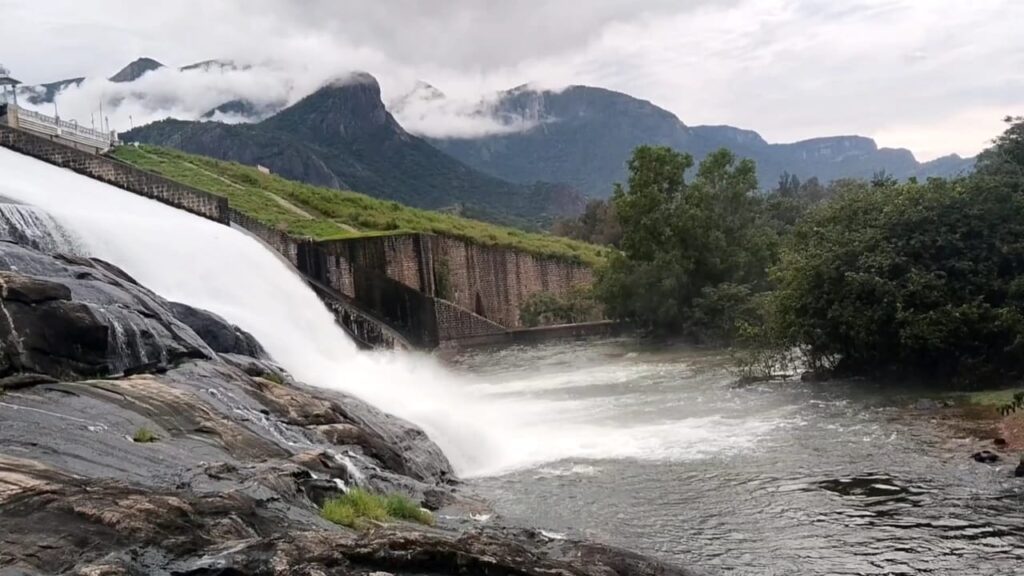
(788, 135), (879, 158)
(109, 57), (165, 83)
(389, 80), (447, 115)
(692, 125), (768, 147)
(180, 59), (247, 72)
(261, 72), (404, 144)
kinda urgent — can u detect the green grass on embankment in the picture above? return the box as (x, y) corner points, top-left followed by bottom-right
(110, 145), (607, 266)
(962, 388), (1024, 408)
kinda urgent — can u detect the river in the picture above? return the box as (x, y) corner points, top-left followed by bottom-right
(450, 338), (1024, 575)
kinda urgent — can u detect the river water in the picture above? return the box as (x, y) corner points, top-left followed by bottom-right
(451, 338), (1024, 576)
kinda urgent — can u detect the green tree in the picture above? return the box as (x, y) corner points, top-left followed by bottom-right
(597, 146), (774, 341)
(551, 199), (622, 246)
(975, 115), (1024, 190)
(767, 175), (1024, 383)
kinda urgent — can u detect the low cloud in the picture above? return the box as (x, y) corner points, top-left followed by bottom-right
(2, 0), (1021, 159)
(390, 84), (542, 139)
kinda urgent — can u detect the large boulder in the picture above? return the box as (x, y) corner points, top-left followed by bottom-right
(168, 301), (266, 358)
(0, 241), (212, 381)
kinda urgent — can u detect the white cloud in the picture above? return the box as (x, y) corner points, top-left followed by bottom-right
(1, 0), (1020, 159)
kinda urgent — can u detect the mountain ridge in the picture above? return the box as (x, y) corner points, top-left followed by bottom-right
(424, 84), (976, 197)
(21, 57), (977, 200)
(123, 74), (585, 227)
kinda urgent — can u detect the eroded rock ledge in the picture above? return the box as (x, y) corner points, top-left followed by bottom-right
(0, 240), (699, 576)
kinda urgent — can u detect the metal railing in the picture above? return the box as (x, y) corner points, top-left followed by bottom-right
(15, 106), (114, 143)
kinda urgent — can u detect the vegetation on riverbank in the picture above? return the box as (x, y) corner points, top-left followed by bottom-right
(132, 427), (157, 443)
(320, 488), (433, 529)
(111, 145), (607, 266)
(519, 287), (602, 327)
(596, 116), (1024, 386)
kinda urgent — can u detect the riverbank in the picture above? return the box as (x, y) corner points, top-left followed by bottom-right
(453, 339), (1024, 575)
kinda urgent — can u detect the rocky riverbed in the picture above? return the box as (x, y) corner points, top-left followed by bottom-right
(0, 239), (699, 576)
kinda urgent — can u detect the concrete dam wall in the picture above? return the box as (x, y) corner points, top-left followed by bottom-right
(0, 124), (602, 348)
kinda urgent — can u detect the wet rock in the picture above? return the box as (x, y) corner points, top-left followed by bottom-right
(0, 270), (71, 303)
(1016, 460), (1024, 478)
(168, 301), (266, 358)
(0, 242), (212, 380)
(972, 450), (1001, 464)
(913, 398), (946, 411)
(0, 240), (695, 576)
(994, 437), (1008, 448)
(0, 453), (702, 576)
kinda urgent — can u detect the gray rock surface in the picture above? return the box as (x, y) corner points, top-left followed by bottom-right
(0, 240), (699, 575)
(0, 242), (213, 380)
(169, 301), (266, 358)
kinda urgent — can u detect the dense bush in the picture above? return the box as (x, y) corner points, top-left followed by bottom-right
(519, 287), (602, 327)
(768, 175), (1024, 383)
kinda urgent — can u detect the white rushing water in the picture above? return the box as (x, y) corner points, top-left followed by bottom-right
(0, 147), (783, 477)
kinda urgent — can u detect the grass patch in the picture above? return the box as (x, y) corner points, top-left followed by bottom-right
(111, 145), (607, 266)
(384, 493), (434, 525)
(261, 371), (285, 385)
(963, 388), (1024, 407)
(320, 488), (433, 529)
(132, 427), (158, 443)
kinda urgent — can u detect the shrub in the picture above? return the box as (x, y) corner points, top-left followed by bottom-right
(132, 427), (158, 443)
(768, 176), (1024, 384)
(320, 488), (432, 529)
(519, 287), (601, 327)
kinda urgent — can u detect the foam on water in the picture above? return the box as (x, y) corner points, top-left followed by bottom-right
(0, 146), (782, 477)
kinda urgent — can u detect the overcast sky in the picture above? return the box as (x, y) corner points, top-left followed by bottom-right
(2, 0), (1021, 160)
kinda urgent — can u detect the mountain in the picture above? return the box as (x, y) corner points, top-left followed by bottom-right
(200, 99), (280, 120)
(425, 85), (976, 197)
(179, 59), (249, 72)
(123, 73), (584, 226)
(109, 57), (164, 83)
(21, 77), (85, 105)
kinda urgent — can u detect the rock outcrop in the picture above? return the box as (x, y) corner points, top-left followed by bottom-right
(168, 301), (266, 358)
(0, 241), (212, 381)
(0, 239), (699, 575)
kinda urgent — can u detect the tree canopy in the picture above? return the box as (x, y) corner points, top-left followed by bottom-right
(596, 146), (775, 341)
(598, 116), (1024, 386)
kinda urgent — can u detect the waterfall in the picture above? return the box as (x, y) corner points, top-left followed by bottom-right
(0, 201), (83, 256)
(0, 146), (545, 476)
(0, 146), (779, 478)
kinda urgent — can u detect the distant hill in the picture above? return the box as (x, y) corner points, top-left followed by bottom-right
(109, 57), (164, 83)
(22, 77), (85, 105)
(122, 73), (585, 227)
(422, 85), (976, 197)
(22, 57), (977, 202)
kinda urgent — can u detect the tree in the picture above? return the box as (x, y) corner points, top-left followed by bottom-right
(974, 115), (1024, 190)
(767, 175), (1024, 383)
(596, 146), (775, 341)
(551, 199), (622, 246)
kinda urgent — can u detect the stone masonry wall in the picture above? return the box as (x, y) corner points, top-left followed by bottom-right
(428, 236), (595, 329)
(0, 126), (229, 224)
(434, 298), (506, 341)
(228, 208), (301, 266)
(311, 233), (596, 331)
